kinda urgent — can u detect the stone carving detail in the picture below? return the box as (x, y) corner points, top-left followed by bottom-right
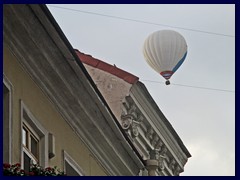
(138, 114), (144, 123)
(155, 140), (163, 150)
(121, 101), (143, 138)
(157, 145), (168, 171)
(169, 159), (176, 172)
(148, 149), (167, 171)
(151, 134), (159, 147)
(159, 146), (168, 157)
(156, 151), (180, 176)
(121, 114), (140, 137)
(173, 166), (181, 176)
(146, 128), (154, 140)
(122, 96), (183, 176)
(149, 149), (159, 160)
(131, 121), (140, 137)
(128, 103), (136, 113)
(121, 114), (133, 130)
(145, 130), (181, 176)
(158, 155), (166, 170)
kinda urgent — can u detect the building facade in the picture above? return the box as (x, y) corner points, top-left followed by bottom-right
(3, 4), (190, 176)
(3, 4), (144, 176)
(76, 50), (191, 176)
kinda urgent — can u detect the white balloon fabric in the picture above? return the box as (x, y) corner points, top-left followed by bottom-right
(143, 30), (187, 82)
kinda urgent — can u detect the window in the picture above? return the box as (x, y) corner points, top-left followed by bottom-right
(21, 101), (48, 171)
(63, 151), (84, 176)
(22, 122), (40, 172)
(3, 76), (12, 163)
(65, 161), (81, 176)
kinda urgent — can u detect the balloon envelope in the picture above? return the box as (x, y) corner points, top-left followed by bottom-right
(143, 30), (187, 81)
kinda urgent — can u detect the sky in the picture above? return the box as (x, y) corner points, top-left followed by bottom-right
(47, 4), (235, 176)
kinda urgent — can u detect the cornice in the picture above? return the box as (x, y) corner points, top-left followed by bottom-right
(3, 4), (144, 175)
(118, 82), (191, 175)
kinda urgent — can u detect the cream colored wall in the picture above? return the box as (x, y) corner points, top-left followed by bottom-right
(3, 45), (107, 176)
(84, 64), (132, 120)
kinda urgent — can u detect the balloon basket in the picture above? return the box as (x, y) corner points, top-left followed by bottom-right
(165, 80), (170, 85)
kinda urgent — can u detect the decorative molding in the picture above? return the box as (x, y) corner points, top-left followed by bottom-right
(146, 127), (154, 140)
(121, 95), (187, 176)
(63, 150), (85, 176)
(48, 133), (55, 159)
(155, 140), (163, 150)
(169, 159), (176, 172)
(149, 149), (159, 160)
(3, 74), (13, 164)
(145, 159), (158, 176)
(131, 121), (140, 138)
(159, 145), (168, 157)
(121, 114), (133, 130)
(4, 4), (189, 176)
(121, 114), (141, 138)
(4, 4), (144, 175)
(121, 99), (143, 138)
(173, 165), (181, 176)
(20, 100), (49, 168)
(151, 134), (159, 148)
(158, 155), (166, 171)
(129, 83), (191, 174)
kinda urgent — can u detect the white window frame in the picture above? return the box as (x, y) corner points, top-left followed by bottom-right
(20, 100), (49, 169)
(22, 122), (40, 165)
(3, 75), (13, 163)
(63, 150), (85, 176)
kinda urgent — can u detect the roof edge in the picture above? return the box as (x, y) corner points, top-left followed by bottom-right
(134, 81), (191, 158)
(75, 49), (139, 84)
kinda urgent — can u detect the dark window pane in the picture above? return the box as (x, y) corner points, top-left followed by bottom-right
(65, 162), (80, 176)
(24, 152), (31, 172)
(30, 135), (38, 158)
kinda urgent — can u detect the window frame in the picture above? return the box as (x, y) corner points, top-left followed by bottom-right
(3, 75), (13, 163)
(63, 150), (85, 176)
(22, 122), (40, 163)
(20, 101), (49, 169)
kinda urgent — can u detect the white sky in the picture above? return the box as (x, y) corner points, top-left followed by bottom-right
(47, 4), (235, 176)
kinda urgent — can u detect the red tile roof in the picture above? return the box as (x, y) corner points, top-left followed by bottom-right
(75, 49), (139, 84)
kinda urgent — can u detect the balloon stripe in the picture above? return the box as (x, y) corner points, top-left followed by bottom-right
(172, 51), (187, 73)
(160, 71), (173, 80)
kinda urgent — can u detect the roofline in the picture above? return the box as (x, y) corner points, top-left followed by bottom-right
(40, 4), (145, 165)
(135, 81), (191, 158)
(75, 50), (139, 84)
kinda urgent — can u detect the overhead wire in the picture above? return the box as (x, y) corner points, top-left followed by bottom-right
(48, 5), (235, 93)
(141, 79), (235, 93)
(48, 5), (234, 38)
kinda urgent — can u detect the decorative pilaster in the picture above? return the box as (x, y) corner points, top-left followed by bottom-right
(121, 96), (187, 176)
(145, 159), (158, 176)
(146, 150), (159, 176)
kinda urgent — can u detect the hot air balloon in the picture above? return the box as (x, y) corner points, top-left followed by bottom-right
(143, 30), (187, 85)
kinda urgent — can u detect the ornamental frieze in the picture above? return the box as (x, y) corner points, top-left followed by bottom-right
(121, 96), (185, 176)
